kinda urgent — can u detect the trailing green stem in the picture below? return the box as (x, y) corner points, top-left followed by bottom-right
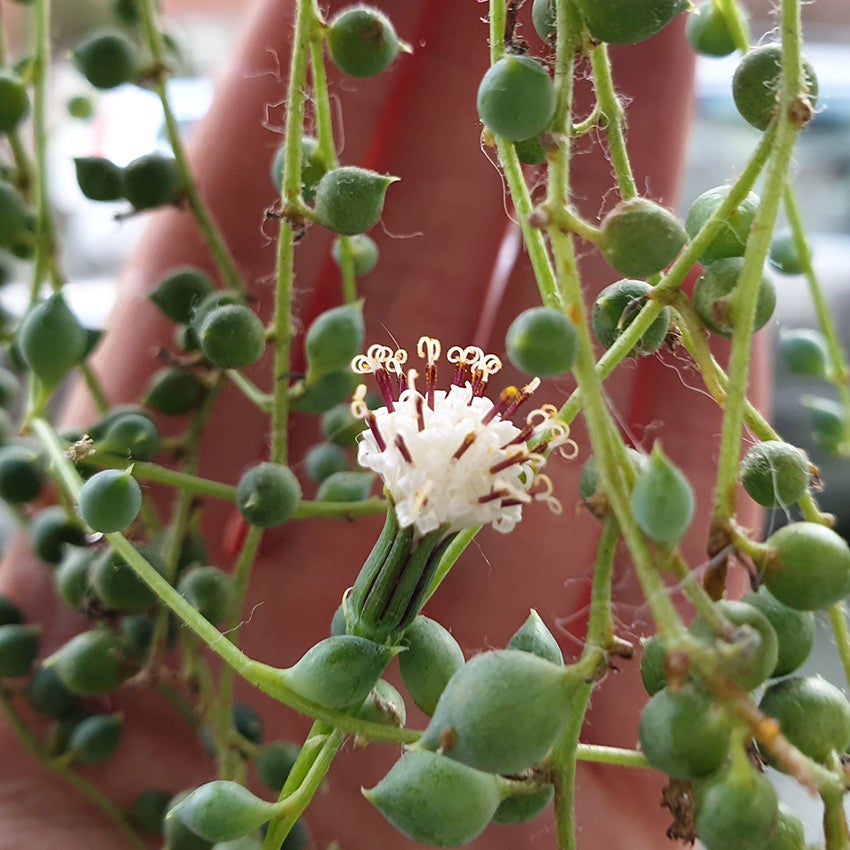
(784, 186), (850, 405)
(712, 0), (806, 524)
(588, 45), (637, 200)
(137, 0), (245, 296)
(827, 603), (850, 692)
(551, 514), (618, 850)
(270, 0), (318, 464)
(263, 724), (345, 850)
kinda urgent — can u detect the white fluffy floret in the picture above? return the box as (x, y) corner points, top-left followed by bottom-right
(357, 384), (535, 536)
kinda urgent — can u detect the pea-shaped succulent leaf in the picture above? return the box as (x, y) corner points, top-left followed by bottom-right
(304, 442), (348, 484)
(693, 257), (776, 338)
(531, 0), (556, 41)
(72, 30), (139, 89)
(270, 135), (327, 203)
(743, 587), (815, 677)
(364, 749), (510, 847)
(149, 267), (215, 324)
(591, 279), (670, 356)
(79, 468), (142, 533)
(26, 665), (79, 717)
(399, 615), (465, 716)
(514, 134), (547, 165)
(236, 462), (301, 528)
(505, 306), (577, 378)
(0, 181), (35, 254)
(0, 444), (44, 504)
(356, 678), (407, 727)
(685, 2), (737, 56)
(733, 44), (818, 131)
(256, 740), (300, 792)
(684, 187), (760, 265)
(120, 613), (155, 661)
(689, 599), (778, 692)
(639, 685), (731, 779)
(144, 368), (207, 415)
(419, 648), (575, 774)
(74, 157), (124, 201)
(579, 448), (646, 518)
(315, 470), (374, 503)
(770, 230), (809, 275)
(281, 635), (397, 710)
(67, 94), (94, 119)
(97, 411), (160, 461)
(802, 396), (849, 454)
(29, 506), (86, 565)
(68, 712), (123, 763)
(762, 522), (850, 611)
(326, 6), (407, 78)
(477, 55), (555, 142)
(0, 623), (40, 678)
(199, 304), (266, 369)
(630, 444), (694, 544)
(231, 702), (263, 745)
(507, 609), (563, 665)
(762, 803), (805, 850)
(321, 404), (365, 447)
(189, 291), (244, 333)
(695, 765), (778, 850)
(599, 198), (687, 278)
(759, 676), (850, 764)
(492, 783), (555, 825)
(131, 789), (173, 835)
(314, 166), (397, 236)
(178, 566), (236, 626)
(55, 546), (96, 609)
(123, 153), (182, 210)
(305, 302), (364, 381)
(779, 328), (830, 379)
(639, 634), (667, 696)
(45, 629), (131, 695)
(740, 441), (810, 508)
(163, 800), (215, 850)
(167, 781), (279, 843)
(19, 293), (88, 387)
(331, 234), (379, 276)
(291, 370), (358, 415)
(573, 0), (688, 44)
(91, 547), (160, 613)
(0, 71), (30, 134)
(0, 594), (24, 626)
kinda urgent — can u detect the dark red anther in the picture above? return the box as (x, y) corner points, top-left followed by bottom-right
(395, 432), (414, 464)
(366, 411), (387, 452)
(453, 432), (476, 460)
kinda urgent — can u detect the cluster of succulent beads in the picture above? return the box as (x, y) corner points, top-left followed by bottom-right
(350, 336), (576, 536)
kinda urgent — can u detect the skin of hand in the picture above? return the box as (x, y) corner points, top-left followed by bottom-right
(0, 2), (767, 848)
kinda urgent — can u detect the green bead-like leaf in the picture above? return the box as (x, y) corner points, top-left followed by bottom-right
(630, 444), (694, 544)
(19, 294), (88, 387)
(167, 781), (279, 843)
(280, 635), (398, 711)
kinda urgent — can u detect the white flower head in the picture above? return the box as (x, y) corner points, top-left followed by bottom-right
(351, 336), (575, 538)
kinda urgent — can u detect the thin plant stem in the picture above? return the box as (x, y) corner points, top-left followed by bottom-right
(784, 186), (850, 402)
(588, 45), (637, 200)
(551, 514), (618, 850)
(712, 0), (807, 524)
(827, 604), (850, 691)
(136, 0), (245, 296)
(271, 0), (317, 465)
